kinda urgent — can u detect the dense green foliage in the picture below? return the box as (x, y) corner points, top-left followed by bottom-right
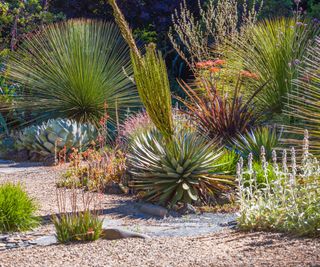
(8, 19), (139, 126)
(53, 211), (103, 243)
(0, 0), (64, 50)
(232, 126), (282, 161)
(0, 182), (39, 232)
(129, 128), (234, 207)
(227, 18), (319, 117)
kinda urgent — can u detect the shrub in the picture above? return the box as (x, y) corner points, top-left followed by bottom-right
(57, 147), (127, 191)
(0, 182), (39, 232)
(128, 127), (234, 207)
(237, 131), (320, 237)
(232, 126), (282, 161)
(16, 119), (97, 156)
(8, 19), (139, 127)
(53, 188), (103, 243)
(52, 211), (103, 243)
(226, 18), (319, 116)
(178, 76), (264, 144)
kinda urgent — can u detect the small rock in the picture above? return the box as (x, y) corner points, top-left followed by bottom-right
(6, 243), (18, 249)
(140, 203), (168, 218)
(101, 228), (149, 240)
(32, 235), (57, 246)
(0, 235), (8, 241)
(15, 149), (29, 162)
(177, 203), (198, 215)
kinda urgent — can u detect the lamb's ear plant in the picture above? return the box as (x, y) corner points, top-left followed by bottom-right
(107, 0), (174, 140)
(237, 130), (320, 237)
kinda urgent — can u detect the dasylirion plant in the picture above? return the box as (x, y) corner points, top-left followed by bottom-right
(16, 119), (97, 156)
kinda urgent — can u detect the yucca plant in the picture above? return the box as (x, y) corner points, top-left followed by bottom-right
(128, 128), (234, 207)
(108, 0), (174, 140)
(7, 19), (139, 127)
(285, 36), (320, 156)
(226, 18), (319, 116)
(178, 77), (263, 144)
(232, 126), (282, 161)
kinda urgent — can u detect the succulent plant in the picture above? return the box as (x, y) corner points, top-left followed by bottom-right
(16, 119), (97, 156)
(128, 128), (234, 207)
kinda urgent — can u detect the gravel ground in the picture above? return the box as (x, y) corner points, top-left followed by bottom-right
(1, 231), (319, 267)
(0, 162), (320, 266)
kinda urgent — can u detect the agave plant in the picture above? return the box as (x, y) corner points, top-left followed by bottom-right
(128, 128), (234, 207)
(16, 119), (97, 156)
(178, 77), (264, 144)
(232, 126), (283, 161)
(226, 18), (319, 116)
(285, 36), (320, 156)
(7, 19), (139, 127)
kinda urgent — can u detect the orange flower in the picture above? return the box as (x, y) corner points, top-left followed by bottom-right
(196, 60), (216, 69)
(240, 70), (259, 80)
(209, 67), (220, 73)
(213, 59), (226, 66)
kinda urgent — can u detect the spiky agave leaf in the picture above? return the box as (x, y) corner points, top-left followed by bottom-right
(7, 19), (139, 127)
(285, 37), (320, 156)
(128, 128), (234, 207)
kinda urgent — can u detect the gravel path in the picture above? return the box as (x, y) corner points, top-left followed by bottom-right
(1, 231), (319, 267)
(0, 161), (319, 266)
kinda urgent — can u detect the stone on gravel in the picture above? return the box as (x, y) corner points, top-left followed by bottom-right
(177, 203), (198, 215)
(101, 228), (149, 240)
(32, 235), (57, 246)
(139, 203), (168, 218)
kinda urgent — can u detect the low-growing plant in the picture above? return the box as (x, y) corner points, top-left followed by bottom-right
(232, 126), (282, 161)
(237, 131), (320, 237)
(57, 147), (127, 191)
(128, 127), (234, 207)
(0, 182), (39, 232)
(52, 188), (103, 243)
(16, 119), (97, 157)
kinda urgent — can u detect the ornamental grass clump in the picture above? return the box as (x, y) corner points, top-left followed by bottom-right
(0, 182), (39, 232)
(52, 188), (103, 243)
(8, 19), (138, 127)
(237, 130), (320, 237)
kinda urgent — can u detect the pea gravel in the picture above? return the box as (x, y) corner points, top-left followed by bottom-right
(0, 162), (319, 267)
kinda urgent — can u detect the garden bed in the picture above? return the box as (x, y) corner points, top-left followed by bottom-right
(0, 162), (319, 266)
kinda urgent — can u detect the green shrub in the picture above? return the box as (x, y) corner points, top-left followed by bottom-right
(128, 128), (234, 207)
(52, 211), (103, 243)
(227, 18), (319, 117)
(0, 183), (39, 232)
(214, 150), (239, 175)
(237, 133), (320, 237)
(232, 126), (282, 161)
